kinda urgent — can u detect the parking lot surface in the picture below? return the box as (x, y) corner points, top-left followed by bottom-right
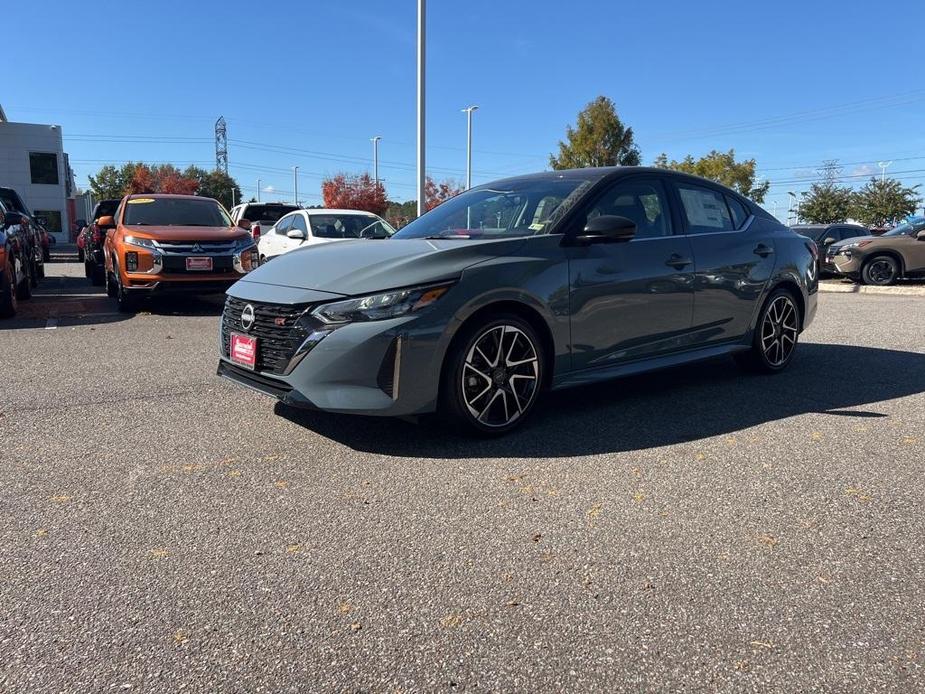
(2, 260), (923, 692)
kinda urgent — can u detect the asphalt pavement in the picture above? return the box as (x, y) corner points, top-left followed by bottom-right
(1, 260), (923, 692)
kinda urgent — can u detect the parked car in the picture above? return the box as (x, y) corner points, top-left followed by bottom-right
(81, 199), (121, 285)
(217, 167), (817, 435)
(0, 200), (34, 317)
(229, 202), (301, 243)
(828, 215), (925, 285)
(102, 194), (258, 311)
(0, 187), (42, 285)
(257, 209), (394, 262)
(792, 223), (871, 275)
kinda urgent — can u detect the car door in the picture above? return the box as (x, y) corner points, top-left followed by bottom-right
(566, 175), (695, 370)
(670, 182), (776, 346)
(265, 214), (294, 258)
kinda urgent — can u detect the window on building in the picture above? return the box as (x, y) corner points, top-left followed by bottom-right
(30, 152), (59, 185)
(35, 210), (62, 233)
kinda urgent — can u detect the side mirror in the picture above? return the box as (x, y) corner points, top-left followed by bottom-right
(97, 215), (116, 229)
(822, 237), (836, 245)
(238, 218), (252, 230)
(287, 228), (307, 240)
(573, 215), (637, 245)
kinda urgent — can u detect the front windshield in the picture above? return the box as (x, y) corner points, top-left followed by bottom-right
(309, 214), (394, 239)
(392, 177), (595, 239)
(883, 215), (925, 237)
(124, 197), (232, 227)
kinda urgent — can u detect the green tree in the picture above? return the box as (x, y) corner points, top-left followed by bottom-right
(796, 160), (853, 224)
(654, 149), (770, 202)
(550, 96), (640, 170)
(184, 166), (242, 210)
(851, 177), (921, 228)
(88, 163), (137, 199)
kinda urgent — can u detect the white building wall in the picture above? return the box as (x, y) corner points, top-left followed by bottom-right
(0, 121), (69, 241)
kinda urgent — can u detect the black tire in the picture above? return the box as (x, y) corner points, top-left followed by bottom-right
(77, 248), (85, 263)
(113, 264), (137, 313)
(440, 314), (545, 436)
(85, 260), (93, 278)
(29, 259), (39, 287)
(861, 255), (899, 286)
(36, 260), (45, 279)
(735, 288), (801, 374)
(0, 262), (17, 318)
(43, 248), (50, 263)
(16, 259), (32, 300)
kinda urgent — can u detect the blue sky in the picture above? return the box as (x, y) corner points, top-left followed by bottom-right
(5, 0), (925, 218)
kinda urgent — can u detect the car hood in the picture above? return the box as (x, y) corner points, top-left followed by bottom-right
(239, 236), (528, 295)
(828, 236), (883, 252)
(121, 225), (246, 241)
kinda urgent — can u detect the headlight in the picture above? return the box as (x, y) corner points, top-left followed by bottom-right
(124, 235), (158, 250)
(312, 283), (453, 324)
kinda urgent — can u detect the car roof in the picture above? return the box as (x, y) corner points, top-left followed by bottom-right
(125, 193), (218, 202)
(302, 208), (381, 216)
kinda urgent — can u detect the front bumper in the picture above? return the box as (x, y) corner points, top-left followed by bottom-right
(831, 253), (862, 277)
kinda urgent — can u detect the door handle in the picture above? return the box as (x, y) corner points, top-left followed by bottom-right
(665, 254), (693, 269)
(754, 244), (774, 257)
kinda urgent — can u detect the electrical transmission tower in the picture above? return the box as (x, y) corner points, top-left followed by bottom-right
(215, 116), (228, 174)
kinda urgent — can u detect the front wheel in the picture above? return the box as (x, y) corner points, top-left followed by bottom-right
(440, 315), (545, 436)
(114, 266), (137, 313)
(735, 289), (801, 373)
(0, 262), (17, 318)
(862, 255), (899, 286)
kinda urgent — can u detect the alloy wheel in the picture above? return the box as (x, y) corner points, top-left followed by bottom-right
(760, 295), (798, 367)
(866, 258), (895, 285)
(462, 324), (539, 428)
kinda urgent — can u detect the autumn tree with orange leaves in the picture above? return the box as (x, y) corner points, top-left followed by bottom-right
(321, 173), (388, 216)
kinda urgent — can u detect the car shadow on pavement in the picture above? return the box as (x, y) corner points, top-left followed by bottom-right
(274, 343), (925, 458)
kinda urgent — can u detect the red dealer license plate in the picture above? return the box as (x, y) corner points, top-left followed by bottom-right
(186, 256), (213, 271)
(230, 333), (257, 370)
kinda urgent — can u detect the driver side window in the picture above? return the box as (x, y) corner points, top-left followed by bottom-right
(583, 179), (673, 239)
(274, 215), (294, 235)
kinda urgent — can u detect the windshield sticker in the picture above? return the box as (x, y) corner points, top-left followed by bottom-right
(127, 198), (155, 204)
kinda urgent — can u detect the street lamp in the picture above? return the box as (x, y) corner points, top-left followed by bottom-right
(461, 105), (479, 190)
(293, 166), (299, 206)
(371, 136), (382, 187)
(787, 191), (797, 226)
(257, 178), (261, 203)
(416, 0), (426, 217)
(877, 160), (892, 182)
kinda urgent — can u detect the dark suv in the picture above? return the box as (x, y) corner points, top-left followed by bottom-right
(0, 200), (34, 317)
(791, 223), (871, 275)
(0, 187), (43, 284)
(81, 199), (121, 285)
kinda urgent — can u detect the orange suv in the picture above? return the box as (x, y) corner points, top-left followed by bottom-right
(102, 194), (257, 311)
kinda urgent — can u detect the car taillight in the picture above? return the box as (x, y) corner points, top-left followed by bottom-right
(252, 223), (261, 240)
(92, 224), (101, 243)
(806, 241), (818, 262)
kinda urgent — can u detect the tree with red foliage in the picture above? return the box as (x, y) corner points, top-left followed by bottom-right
(125, 163), (198, 196)
(321, 173), (388, 216)
(424, 176), (464, 211)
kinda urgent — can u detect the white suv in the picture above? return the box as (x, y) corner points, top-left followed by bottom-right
(257, 209), (394, 262)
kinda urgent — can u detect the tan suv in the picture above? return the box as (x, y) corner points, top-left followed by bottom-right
(829, 215), (925, 285)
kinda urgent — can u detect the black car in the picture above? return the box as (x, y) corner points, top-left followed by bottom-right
(0, 187), (42, 286)
(82, 199), (121, 285)
(791, 223), (871, 275)
(0, 200), (34, 317)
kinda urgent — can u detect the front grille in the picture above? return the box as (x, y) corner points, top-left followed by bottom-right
(157, 239), (237, 254)
(221, 297), (311, 375)
(163, 255), (235, 274)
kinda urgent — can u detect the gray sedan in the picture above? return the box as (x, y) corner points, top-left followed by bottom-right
(217, 167), (817, 435)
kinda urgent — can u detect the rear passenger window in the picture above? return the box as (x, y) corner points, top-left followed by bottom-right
(725, 195), (749, 229)
(677, 185), (734, 233)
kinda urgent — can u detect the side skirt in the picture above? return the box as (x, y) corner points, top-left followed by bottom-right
(552, 342), (750, 391)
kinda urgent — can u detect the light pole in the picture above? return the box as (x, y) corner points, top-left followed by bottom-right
(787, 191), (797, 226)
(461, 105), (479, 190)
(371, 136), (382, 187)
(877, 160), (892, 182)
(416, 0), (426, 217)
(293, 166), (299, 206)
(257, 178), (261, 203)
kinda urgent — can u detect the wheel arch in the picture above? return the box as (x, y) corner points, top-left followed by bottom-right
(765, 278), (806, 331)
(863, 250), (905, 277)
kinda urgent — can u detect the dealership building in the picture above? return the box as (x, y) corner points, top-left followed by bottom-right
(0, 104), (76, 241)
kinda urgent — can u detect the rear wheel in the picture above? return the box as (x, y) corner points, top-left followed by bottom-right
(29, 259), (39, 287)
(862, 255), (899, 286)
(440, 315), (544, 436)
(16, 258), (32, 300)
(735, 288), (801, 373)
(0, 262), (17, 318)
(90, 264), (105, 286)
